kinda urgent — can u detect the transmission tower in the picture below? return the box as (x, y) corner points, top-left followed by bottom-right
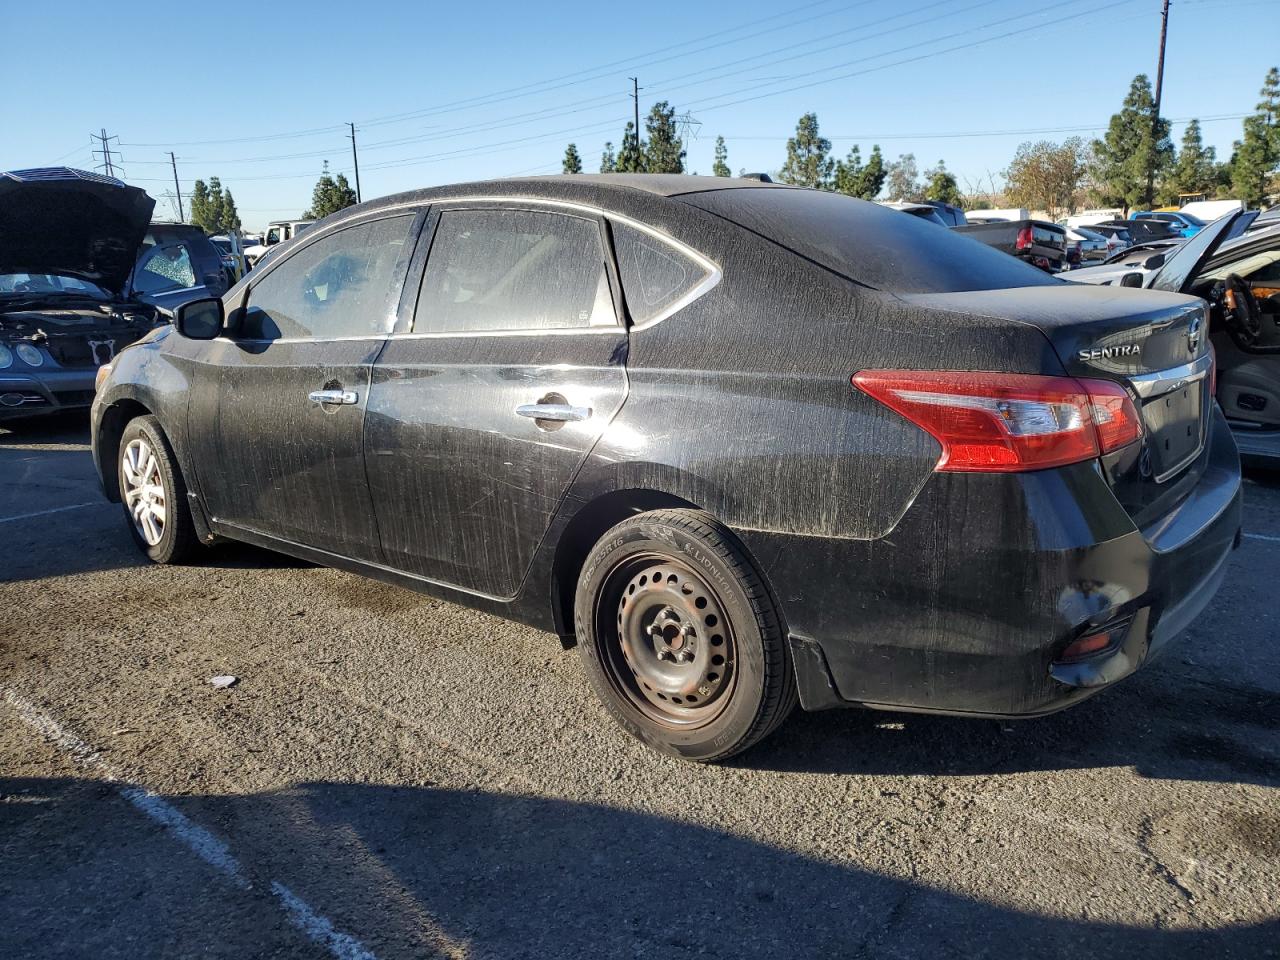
(91, 129), (123, 178)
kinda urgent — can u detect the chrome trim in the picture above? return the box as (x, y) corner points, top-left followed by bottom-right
(1128, 352), (1213, 399)
(427, 195), (723, 332)
(213, 195), (722, 346)
(515, 402), (591, 422)
(308, 388), (358, 405)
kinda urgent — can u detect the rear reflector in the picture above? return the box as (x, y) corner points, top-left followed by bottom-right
(852, 370), (1142, 473)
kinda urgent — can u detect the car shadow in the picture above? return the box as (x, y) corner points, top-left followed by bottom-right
(735, 664), (1280, 789)
(3, 776), (1277, 959)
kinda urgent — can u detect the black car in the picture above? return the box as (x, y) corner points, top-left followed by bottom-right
(91, 175), (1242, 761)
(1, 168), (162, 421)
(1097, 218), (1180, 244)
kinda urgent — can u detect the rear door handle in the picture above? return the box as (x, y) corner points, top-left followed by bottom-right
(515, 402), (591, 422)
(308, 389), (358, 405)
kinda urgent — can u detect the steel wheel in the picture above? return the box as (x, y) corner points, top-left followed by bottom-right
(121, 437), (166, 546)
(599, 553), (737, 728)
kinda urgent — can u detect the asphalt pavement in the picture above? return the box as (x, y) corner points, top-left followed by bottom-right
(2, 414), (1278, 959)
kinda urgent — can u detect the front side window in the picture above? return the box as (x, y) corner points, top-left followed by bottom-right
(133, 244), (195, 294)
(240, 216), (415, 340)
(415, 208), (614, 334)
(610, 221), (711, 326)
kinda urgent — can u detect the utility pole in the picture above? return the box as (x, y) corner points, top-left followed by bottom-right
(629, 77), (641, 157)
(169, 152), (184, 221)
(1146, 0), (1171, 206)
(91, 128), (122, 178)
(348, 122), (362, 203)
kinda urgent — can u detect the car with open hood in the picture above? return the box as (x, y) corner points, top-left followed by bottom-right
(92, 175), (1240, 761)
(0, 167), (164, 421)
(1068, 210), (1280, 465)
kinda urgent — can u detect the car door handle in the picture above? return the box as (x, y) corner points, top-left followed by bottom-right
(515, 402), (591, 422)
(308, 389), (358, 405)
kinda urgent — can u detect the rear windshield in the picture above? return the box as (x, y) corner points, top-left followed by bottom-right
(684, 187), (1058, 295)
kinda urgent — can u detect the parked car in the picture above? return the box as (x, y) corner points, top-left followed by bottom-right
(1180, 199), (1243, 223)
(131, 223), (230, 312)
(877, 200), (947, 225)
(210, 234), (250, 284)
(1063, 238), (1186, 286)
(922, 199), (967, 227)
(0, 167), (163, 422)
(92, 175), (1241, 761)
(1085, 223), (1135, 249)
(952, 217), (1069, 272)
(244, 220), (314, 267)
(1130, 210), (1205, 238)
(1072, 212), (1280, 466)
(1097, 218), (1181, 244)
(1065, 226), (1115, 264)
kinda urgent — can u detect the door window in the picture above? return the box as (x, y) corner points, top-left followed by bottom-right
(134, 244), (196, 294)
(610, 221), (711, 326)
(240, 216), (416, 340)
(414, 208), (614, 334)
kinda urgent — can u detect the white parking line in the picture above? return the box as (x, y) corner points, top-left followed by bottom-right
(0, 501), (105, 524)
(1, 686), (378, 960)
(1244, 532), (1280, 544)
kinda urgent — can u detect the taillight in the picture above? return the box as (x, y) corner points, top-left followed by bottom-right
(1015, 226), (1034, 250)
(852, 371), (1142, 473)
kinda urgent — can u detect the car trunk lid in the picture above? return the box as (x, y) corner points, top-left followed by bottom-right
(900, 284), (1213, 525)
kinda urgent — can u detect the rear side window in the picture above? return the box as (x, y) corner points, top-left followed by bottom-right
(610, 221), (711, 325)
(686, 187), (1058, 295)
(241, 215), (415, 340)
(415, 208), (614, 334)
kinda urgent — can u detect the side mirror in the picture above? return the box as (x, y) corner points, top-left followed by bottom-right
(1119, 272), (1145, 288)
(174, 297), (224, 340)
(1143, 253), (1166, 270)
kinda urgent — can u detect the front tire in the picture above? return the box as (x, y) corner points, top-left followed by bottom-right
(118, 415), (200, 564)
(574, 509), (797, 762)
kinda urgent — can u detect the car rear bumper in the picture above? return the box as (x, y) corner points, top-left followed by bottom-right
(741, 407), (1242, 717)
(0, 370), (97, 420)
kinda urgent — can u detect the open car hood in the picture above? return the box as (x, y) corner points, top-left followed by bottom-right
(0, 167), (155, 295)
(1146, 210), (1242, 294)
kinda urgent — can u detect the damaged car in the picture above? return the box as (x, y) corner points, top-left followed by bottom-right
(93, 175), (1241, 761)
(0, 167), (164, 422)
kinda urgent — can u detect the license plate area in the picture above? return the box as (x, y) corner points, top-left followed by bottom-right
(1141, 381), (1203, 482)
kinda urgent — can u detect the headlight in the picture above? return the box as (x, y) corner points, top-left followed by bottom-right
(0, 344), (11, 369)
(14, 343), (43, 367)
(94, 361), (115, 393)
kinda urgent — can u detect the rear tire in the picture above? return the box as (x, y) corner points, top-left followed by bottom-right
(117, 415), (200, 564)
(574, 509), (796, 762)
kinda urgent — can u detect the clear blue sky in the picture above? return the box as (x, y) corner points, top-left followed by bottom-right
(3, 0), (1274, 230)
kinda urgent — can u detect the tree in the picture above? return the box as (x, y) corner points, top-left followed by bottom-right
(189, 179), (212, 230)
(562, 143), (583, 174)
(884, 153), (922, 201)
(779, 112), (833, 189)
(600, 142), (616, 173)
(188, 176), (240, 233)
(1165, 120), (1217, 202)
(1005, 139), (1089, 218)
(712, 136), (731, 177)
(644, 101), (685, 173)
(1090, 74), (1173, 212)
(1229, 68), (1280, 207)
(302, 166), (358, 220)
(833, 144), (886, 199)
(924, 160), (962, 206)
(615, 122), (646, 173)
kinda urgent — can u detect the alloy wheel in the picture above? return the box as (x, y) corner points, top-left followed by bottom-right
(122, 438), (166, 546)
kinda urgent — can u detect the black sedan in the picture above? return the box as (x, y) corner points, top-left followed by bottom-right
(91, 175), (1242, 761)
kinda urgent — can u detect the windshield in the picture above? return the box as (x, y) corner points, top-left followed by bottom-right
(1147, 211), (1241, 293)
(687, 188), (1058, 295)
(0, 273), (109, 298)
